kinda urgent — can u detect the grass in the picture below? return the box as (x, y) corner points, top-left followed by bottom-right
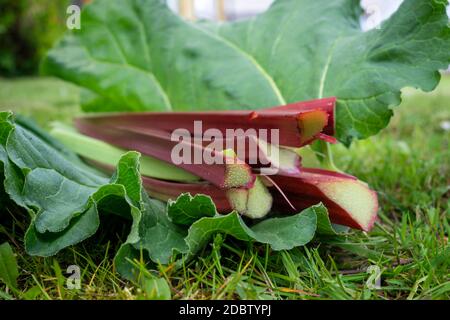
(0, 76), (449, 300)
(0, 77), (80, 129)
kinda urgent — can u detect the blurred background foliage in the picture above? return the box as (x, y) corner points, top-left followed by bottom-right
(0, 0), (70, 77)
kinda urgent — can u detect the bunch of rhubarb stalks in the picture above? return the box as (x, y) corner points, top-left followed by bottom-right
(54, 97), (378, 231)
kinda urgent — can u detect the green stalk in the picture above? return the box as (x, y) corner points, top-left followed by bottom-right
(50, 123), (201, 183)
(310, 140), (340, 172)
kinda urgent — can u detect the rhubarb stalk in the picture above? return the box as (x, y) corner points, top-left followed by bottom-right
(75, 97), (335, 148)
(75, 120), (255, 189)
(269, 168), (378, 231)
(50, 124), (201, 182)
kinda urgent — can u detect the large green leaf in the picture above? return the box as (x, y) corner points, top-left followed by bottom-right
(42, 0), (284, 113)
(42, 0), (450, 144)
(213, 0), (450, 144)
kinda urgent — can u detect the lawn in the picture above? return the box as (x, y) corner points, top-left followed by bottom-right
(0, 76), (449, 300)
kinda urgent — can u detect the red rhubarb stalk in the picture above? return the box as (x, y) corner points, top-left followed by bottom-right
(75, 121), (255, 189)
(269, 168), (378, 231)
(265, 97), (336, 136)
(75, 97), (335, 148)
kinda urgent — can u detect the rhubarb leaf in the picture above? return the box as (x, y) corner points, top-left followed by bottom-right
(114, 195), (189, 280)
(130, 194), (189, 263)
(119, 199), (327, 270)
(315, 205), (341, 236)
(166, 195), (326, 252)
(168, 193), (217, 226)
(24, 168), (98, 234)
(42, 0), (284, 112)
(24, 152), (145, 257)
(115, 188), (332, 277)
(43, 0), (450, 144)
(0, 112), (144, 256)
(25, 206), (100, 257)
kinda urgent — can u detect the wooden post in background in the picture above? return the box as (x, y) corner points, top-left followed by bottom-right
(216, 0), (226, 21)
(179, 0), (196, 21)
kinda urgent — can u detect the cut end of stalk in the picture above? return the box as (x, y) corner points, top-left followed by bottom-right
(226, 188), (248, 214)
(271, 169), (378, 231)
(227, 177), (273, 219)
(223, 149), (255, 189)
(318, 179), (378, 231)
(245, 178), (273, 219)
(224, 163), (255, 188)
(297, 110), (329, 145)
